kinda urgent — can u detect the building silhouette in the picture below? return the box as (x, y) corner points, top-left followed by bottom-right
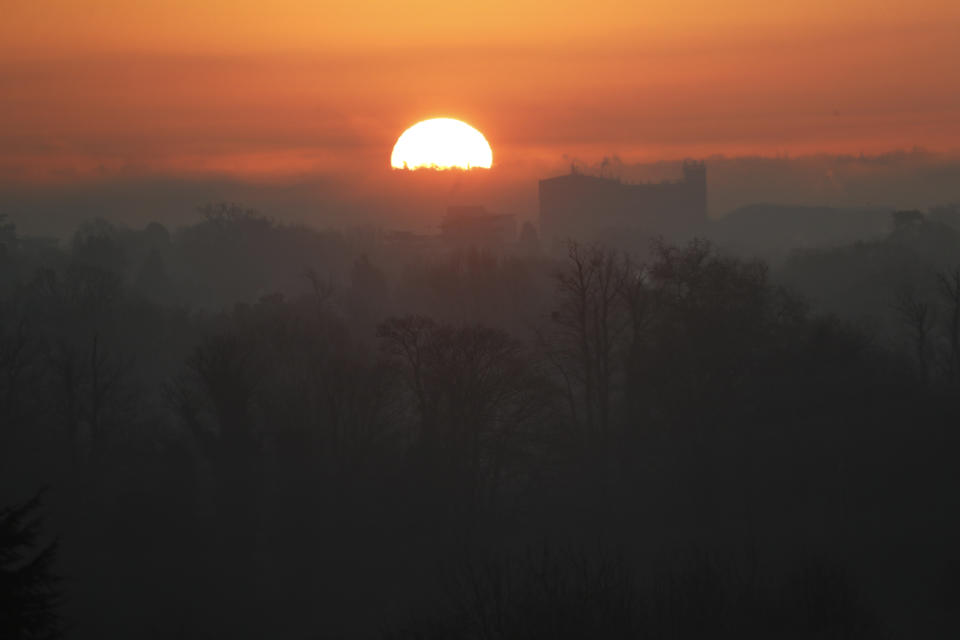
(538, 160), (707, 244)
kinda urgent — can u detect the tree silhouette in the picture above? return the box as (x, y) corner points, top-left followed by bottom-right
(378, 316), (549, 511)
(937, 268), (960, 381)
(549, 242), (630, 437)
(0, 491), (61, 640)
(894, 286), (934, 384)
(0, 214), (16, 259)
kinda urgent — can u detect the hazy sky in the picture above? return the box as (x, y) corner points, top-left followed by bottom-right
(3, 0), (960, 184)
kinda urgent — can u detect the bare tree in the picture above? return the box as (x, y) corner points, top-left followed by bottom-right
(619, 256), (650, 348)
(86, 334), (128, 452)
(48, 334), (131, 468)
(550, 242), (630, 436)
(894, 286), (934, 384)
(377, 316), (438, 441)
(303, 268), (335, 314)
(186, 333), (260, 459)
(0, 321), (31, 432)
(937, 269), (960, 382)
(378, 316), (547, 510)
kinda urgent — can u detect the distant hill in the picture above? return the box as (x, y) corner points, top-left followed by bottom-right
(776, 213), (960, 338)
(708, 204), (892, 259)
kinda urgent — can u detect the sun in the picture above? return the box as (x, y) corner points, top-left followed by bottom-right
(391, 118), (492, 170)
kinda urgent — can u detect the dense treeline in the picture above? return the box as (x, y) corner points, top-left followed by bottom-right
(1, 208), (959, 638)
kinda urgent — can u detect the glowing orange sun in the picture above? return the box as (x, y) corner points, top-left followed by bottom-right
(391, 118), (493, 170)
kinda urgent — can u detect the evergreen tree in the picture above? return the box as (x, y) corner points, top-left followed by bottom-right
(0, 491), (61, 640)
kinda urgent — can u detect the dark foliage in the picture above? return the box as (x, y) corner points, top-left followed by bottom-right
(0, 491), (61, 640)
(1, 207), (958, 638)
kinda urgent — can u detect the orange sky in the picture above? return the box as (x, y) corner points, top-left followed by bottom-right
(2, 0), (959, 183)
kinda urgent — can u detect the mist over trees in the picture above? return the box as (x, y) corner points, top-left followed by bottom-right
(2, 202), (960, 638)
(5, 149), (960, 240)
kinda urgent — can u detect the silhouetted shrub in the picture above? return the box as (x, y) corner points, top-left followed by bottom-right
(0, 491), (61, 640)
